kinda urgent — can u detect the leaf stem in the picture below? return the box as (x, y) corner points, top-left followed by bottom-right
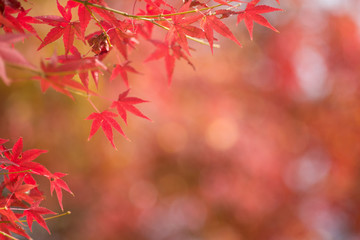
(8, 62), (100, 78)
(72, 0), (224, 47)
(72, 0), (223, 19)
(6, 63), (41, 75)
(66, 87), (91, 97)
(0, 149), (12, 153)
(43, 211), (71, 221)
(44, 67), (100, 77)
(0, 211), (72, 224)
(87, 97), (100, 113)
(0, 170), (32, 175)
(0, 231), (19, 240)
(150, 20), (219, 47)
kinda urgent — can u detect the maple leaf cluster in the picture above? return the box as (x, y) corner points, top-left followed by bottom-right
(0, 0), (281, 149)
(0, 138), (72, 239)
(0, 0), (281, 237)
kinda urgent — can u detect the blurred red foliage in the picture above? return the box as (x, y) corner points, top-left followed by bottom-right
(2, 0), (360, 239)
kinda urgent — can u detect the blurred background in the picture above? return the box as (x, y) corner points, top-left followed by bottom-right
(2, 0), (360, 239)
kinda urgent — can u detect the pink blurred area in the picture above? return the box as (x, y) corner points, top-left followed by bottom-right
(2, 0), (360, 239)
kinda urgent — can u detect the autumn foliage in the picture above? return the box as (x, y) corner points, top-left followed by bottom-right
(3, 0), (360, 239)
(0, 0), (326, 238)
(0, 138), (72, 239)
(1, 0), (281, 149)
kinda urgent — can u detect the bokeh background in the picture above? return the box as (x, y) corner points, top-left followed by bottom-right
(2, 0), (360, 239)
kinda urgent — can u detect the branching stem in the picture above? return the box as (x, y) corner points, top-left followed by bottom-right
(85, 5), (113, 47)
(0, 211), (72, 224)
(0, 231), (19, 240)
(87, 97), (100, 112)
(72, 0), (224, 19)
(71, 0), (226, 47)
(0, 170), (32, 175)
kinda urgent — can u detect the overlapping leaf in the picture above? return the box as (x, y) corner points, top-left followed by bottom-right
(0, 219), (29, 240)
(4, 176), (37, 204)
(23, 202), (56, 233)
(146, 40), (194, 83)
(33, 53), (95, 99)
(37, 0), (82, 54)
(57, 46), (107, 89)
(2, 138), (51, 185)
(0, 137), (72, 238)
(164, 1), (204, 55)
(1, 7), (41, 39)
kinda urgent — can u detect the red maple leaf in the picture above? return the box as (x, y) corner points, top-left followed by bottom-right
(49, 172), (73, 211)
(57, 46), (107, 89)
(237, 0), (282, 40)
(0, 138), (8, 145)
(66, 1), (91, 39)
(1, 7), (41, 39)
(86, 110), (127, 148)
(13, 9), (41, 39)
(110, 89), (150, 124)
(201, 14), (242, 53)
(0, 222), (30, 240)
(110, 61), (139, 87)
(145, 40), (194, 83)
(0, 205), (21, 226)
(165, 1), (204, 55)
(136, 0), (174, 39)
(33, 53), (91, 99)
(0, 8), (23, 33)
(23, 202), (56, 233)
(4, 176), (37, 204)
(2, 138), (50, 180)
(85, 0), (119, 27)
(37, 0), (82, 54)
(0, 201), (30, 239)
